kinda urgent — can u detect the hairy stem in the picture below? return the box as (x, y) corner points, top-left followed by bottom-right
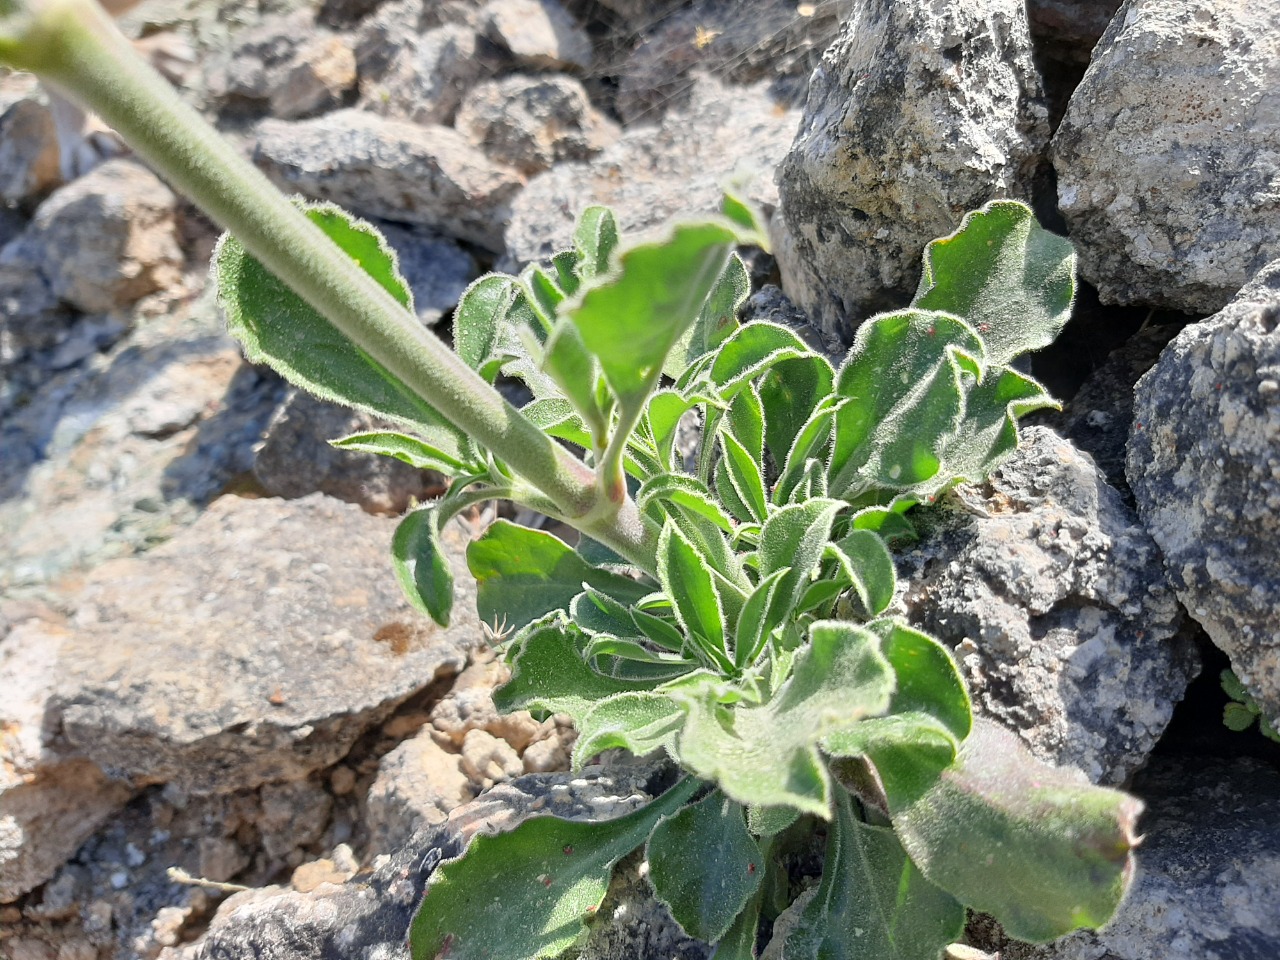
(1, 0), (659, 568)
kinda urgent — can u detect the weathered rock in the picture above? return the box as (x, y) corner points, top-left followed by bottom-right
(360, 24), (488, 127)
(157, 759), (669, 960)
(253, 390), (437, 516)
(374, 221), (477, 326)
(365, 730), (473, 853)
(0, 618), (132, 903)
(615, 0), (842, 123)
(0, 158), (183, 315)
(254, 110), (523, 251)
(504, 74), (798, 266)
(1052, 0), (1280, 313)
(456, 74), (618, 175)
(0, 99), (61, 206)
(51, 494), (477, 794)
(481, 0), (592, 72)
(1004, 757), (1280, 960)
(459, 728), (524, 788)
(1128, 260), (1280, 724)
(897, 427), (1199, 784)
(428, 654), (550, 753)
(270, 35), (357, 119)
(775, 0), (1050, 343)
(1025, 0), (1121, 64)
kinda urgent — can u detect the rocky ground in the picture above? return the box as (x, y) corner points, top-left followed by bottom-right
(1, 0), (1278, 958)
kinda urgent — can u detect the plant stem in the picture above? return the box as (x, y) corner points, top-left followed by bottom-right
(1, 0), (659, 569)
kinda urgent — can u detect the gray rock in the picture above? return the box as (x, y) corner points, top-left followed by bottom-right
(590, 0), (684, 27)
(1, 158), (183, 315)
(359, 24), (488, 127)
(375, 221), (478, 326)
(270, 35), (357, 119)
(254, 109), (523, 252)
(481, 0), (592, 72)
(504, 74), (799, 267)
(456, 74), (619, 176)
(1051, 0), (1280, 313)
(1, 617), (132, 902)
(52, 494), (477, 794)
(0, 98), (61, 207)
(898, 427), (1198, 784)
(1004, 757), (1280, 960)
(365, 729), (473, 853)
(253, 390), (437, 516)
(1128, 260), (1280, 724)
(775, 0), (1050, 344)
(159, 758), (670, 960)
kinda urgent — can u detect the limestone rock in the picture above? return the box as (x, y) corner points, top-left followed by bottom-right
(1128, 260), (1280, 724)
(1052, 0), (1280, 313)
(360, 24), (488, 127)
(504, 74), (798, 267)
(1006, 757), (1280, 960)
(456, 74), (619, 175)
(775, 0), (1050, 343)
(269, 35), (357, 119)
(366, 730), (473, 852)
(898, 427), (1199, 784)
(254, 109), (523, 252)
(52, 494), (477, 794)
(0, 99), (61, 207)
(481, 0), (592, 72)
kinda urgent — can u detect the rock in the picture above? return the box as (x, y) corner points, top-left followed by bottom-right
(504, 74), (798, 266)
(374, 221), (477, 326)
(1, 159), (183, 315)
(269, 35), (357, 119)
(253, 109), (523, 252)
(774, 0), (1050, 344)
(615, 0), (842, 123)
(1, 618), (133, 902)
(459, 729), (524, 788)
(360, 24), (488, 127)
(481, 0), (592, 72)
(522, 734), (569, 774)
(0, 99), (61, 206)
(429, 655), (550, 752)
(1051, 0), (1280, 313)
(456, 74), (619, 175)
(365, 730), (473, 852)
(253, 390), (437, 516)
(590, 0), (684, 27)
(1004, 756), (1280, 960)
(1026, 0), (1121, 64)
(1127, 260), (1280, 724)
(897, 427), (1199, 784)
(157, 759), (667, 960)
(51, 494), (477, 794)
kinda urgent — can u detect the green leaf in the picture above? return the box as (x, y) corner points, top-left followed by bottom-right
(774, 399), (839, 505)
(757, 355), (835, 472)
(710, 322), (819, 399)
(664, 252), (748, 379)
(773, 788), (964, 960)
(658, 523), (730, 668)
(734, 567), (790, 668)
(869, 621), (971, 741)
(644, 390), (696, 471)
(1220, 669), (1251, 704)
(759, 500), (845, 626)
(391, 505), (454, 627)
(568, 221), (743, 411)
(453, 273), (559, 398)
(725, 384), (766, 461)
(572, 205), (620, 283)
(468, 520), (649, 633)
(829, 310), (982, 498)
(1223, 701), (1257, 732)
(892, 718), (1143, 943)
(826, 529), (897, 617)
(646, 790), (764, 942)
(721, 431), (769, 523)
(746, 804), (800, 838)
(409, 777), (699, 960)
(542, 320), (608, 442)
(494, 616), (658, 724)
(913, 199), (1075, 367)
(630, 605), (688, 655)
(329, 430), (470, 473)
(674, 621), (894, 817)
(851, 504), (919, 548)
(215, 202), (465, 451)
(571, 692), (685, 767)
(638, 473), (736, 534)
(721, 188), (768, 245)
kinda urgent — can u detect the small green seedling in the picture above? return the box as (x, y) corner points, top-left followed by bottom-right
(1222, 670), (1280, 744)
(1, 4), (1143, 959)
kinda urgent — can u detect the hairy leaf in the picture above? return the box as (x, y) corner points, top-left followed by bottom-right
(759, 500), (844, 627)
(757, 354), (835, 471)
(826, 529), (897, 618)
(638, 473), (736, 534)
(664, 252), (748, 379)
(572, 692), (685, 767)
(329, 430), (470, 473)
(658, 523), (730, 669)
(573, 205), (620, 282)
(391, 505), (454, 627)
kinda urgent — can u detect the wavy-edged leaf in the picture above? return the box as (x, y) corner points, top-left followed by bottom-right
(572, 692), (685, 767)
(469, 520), (648, 630)
(721, 431), (768, 523)
(391, 505), (454, 627)
(630, 605), (688, 655)
(409, 777), (699, 960)
(913, 199), (1075, 367)
(774, 399), (840, 505)
(330, 430), (470, 473)
(759, 499), (844, 626)
(674, 621), (894, 817)
(772, 788), (964, 960)
(746, 804), (800, 838)
(664, 252), (748, 379)
(826, 529), (897, 617)
(710, 322), (818, 399)
(658, 523), (730, 668)
(757, 354), (835, 471)
(850, 504), (918, 548)
(573, 205), (620, 283)
(638, 473), (736, 534)
(647, 790), (764, 942)
(571, 588), (642, 638)
(734, 567), (789, 669)
(892, 718), (1143, 943)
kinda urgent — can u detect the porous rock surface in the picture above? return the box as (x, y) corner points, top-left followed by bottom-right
(1128, 260), (1280, 724)
(898, 427), (1199, 784)
(1052, 0), (1280, 313)
(1006, 757), (1280, 960)
(775, 0), (1050, 343)
(52, 494), (476, 793)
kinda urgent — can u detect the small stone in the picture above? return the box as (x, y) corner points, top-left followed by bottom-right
(366, 730), (473, 852)
(460, 728), (524, 788)
(481, 0), (592, 71)
(522, 735), (569, 773)
(270, 35), (357, 119)
(198, 837), (249, 884)
(328, 766), (357, 796)
(0, 99), (61, 206)
(290, 858), (353, 893)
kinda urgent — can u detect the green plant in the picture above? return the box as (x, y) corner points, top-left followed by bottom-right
(1, 5), (1142, 959)
(1221, 670), (1280, 744)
